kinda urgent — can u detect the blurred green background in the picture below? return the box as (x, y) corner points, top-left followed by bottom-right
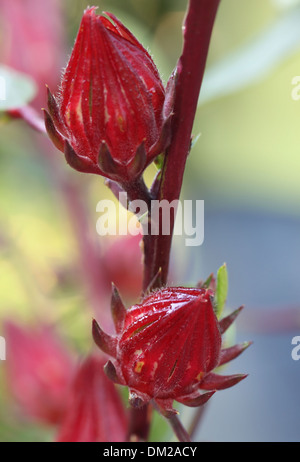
(1, 0), (300, 442)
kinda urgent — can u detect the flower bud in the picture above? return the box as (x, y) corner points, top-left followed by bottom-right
(93, 286), (250, 416)
(4, 321), (75, 425)
(56, 355), (128, 442)
(45, 7), (173, 183)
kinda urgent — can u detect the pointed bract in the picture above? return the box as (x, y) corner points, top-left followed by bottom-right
(104, 360), (123, 385)
(200, 372), (248, 391)
(46, 87), (67, 137)
(64, 141), (99, 174)
(197, 273), (216, 291)
(97, 141), (117, 177)
(92, 319), (117, 358)
(144, 267), (162, 294)
(111, 284), (127, 335)
(219, 306), (244, 334)
(219, 341), (252, 367)
(176, 391), (215, 408)
(129, 141), (147, 179)
(43, 109), (64, 152)
(150, 170), (162, 198)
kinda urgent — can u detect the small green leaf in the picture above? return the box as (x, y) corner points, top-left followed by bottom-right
(215, 263), (228, 318)
(0, 65), (37, 111)
(154, 153), (165, 170)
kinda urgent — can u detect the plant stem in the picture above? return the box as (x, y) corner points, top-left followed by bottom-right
(167, 414), (191, 442)
(153, 0), (221, 285)
(121, 178), (157, 293)
(121, 177), (153, 211)
(127, 0), (221, 443)
(188, 404), (209, 440)
(121, 178), (155, 440)
(127, 405), (153, 442)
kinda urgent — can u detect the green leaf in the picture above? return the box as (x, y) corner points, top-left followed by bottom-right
(215, 264), (228, 318)
(0, 65), (37, 111)
(154, 153), (165, 170)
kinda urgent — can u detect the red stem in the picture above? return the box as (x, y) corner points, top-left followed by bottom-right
(188, 403), (209, 440)
(168, 414), (192, 442)
(154, 0), (221, 285)
(128, 0), (221, 442)
(127, 405), (153, 442)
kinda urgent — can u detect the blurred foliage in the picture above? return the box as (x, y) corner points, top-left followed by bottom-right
(0, 66), (37, 110)
(0, 0), (300, 442)
(191, 1), (300, 214)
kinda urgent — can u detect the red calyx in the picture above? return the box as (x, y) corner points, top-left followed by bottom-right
(93, 285), (250, 416)
(45, 7), (174, 183)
